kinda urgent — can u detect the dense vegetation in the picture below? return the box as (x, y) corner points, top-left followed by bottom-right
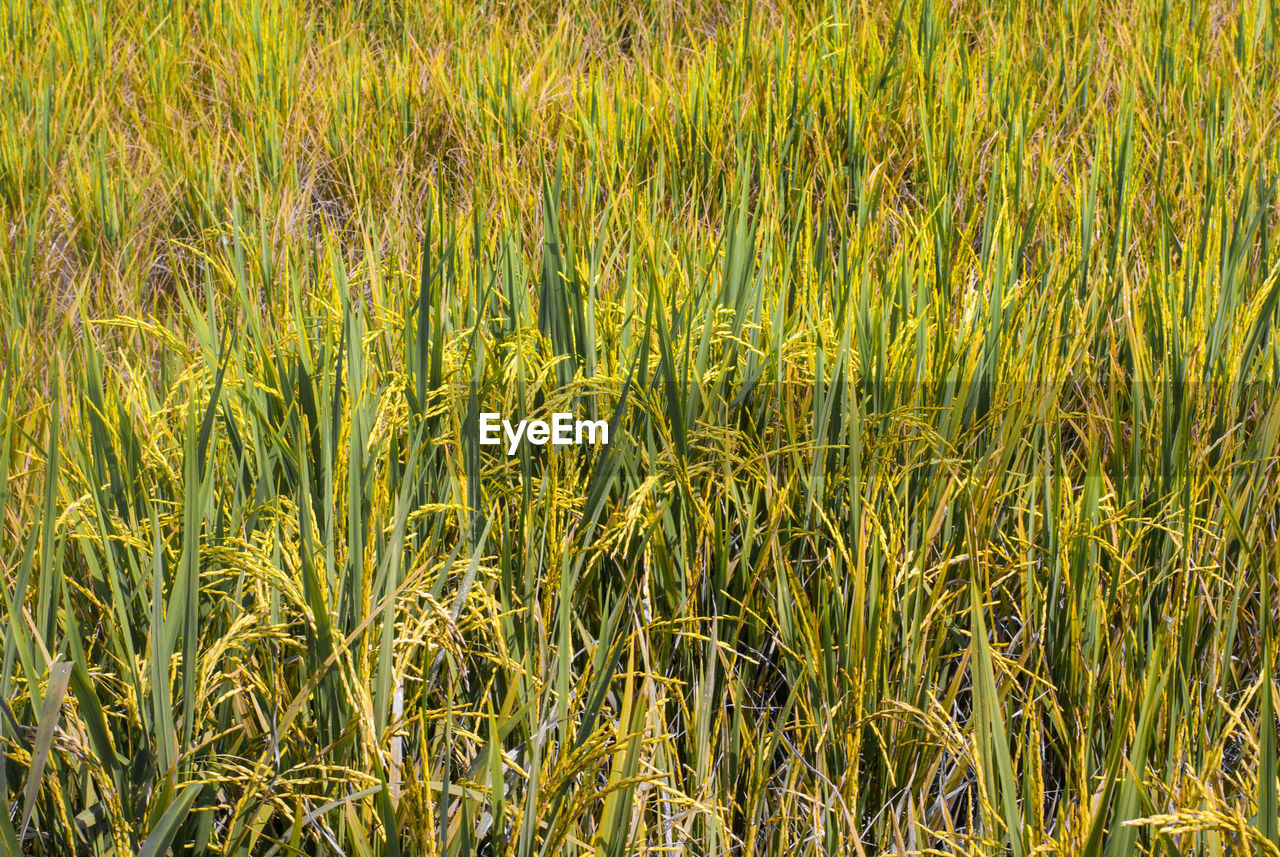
(3, 0), (1280, 853)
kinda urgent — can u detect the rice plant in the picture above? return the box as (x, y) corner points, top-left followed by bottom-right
(2, 0), (1279, 854)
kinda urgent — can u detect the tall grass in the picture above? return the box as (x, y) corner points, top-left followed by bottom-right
(2, 0), (1280, 853)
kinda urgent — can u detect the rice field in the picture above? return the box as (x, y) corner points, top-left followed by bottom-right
(2, 0), (1280, 853)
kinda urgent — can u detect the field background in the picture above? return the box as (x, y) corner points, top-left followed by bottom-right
(3, 0), (1280, 854)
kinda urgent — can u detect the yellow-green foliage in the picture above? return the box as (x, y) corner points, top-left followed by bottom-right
(3, 0), (1280, 854)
